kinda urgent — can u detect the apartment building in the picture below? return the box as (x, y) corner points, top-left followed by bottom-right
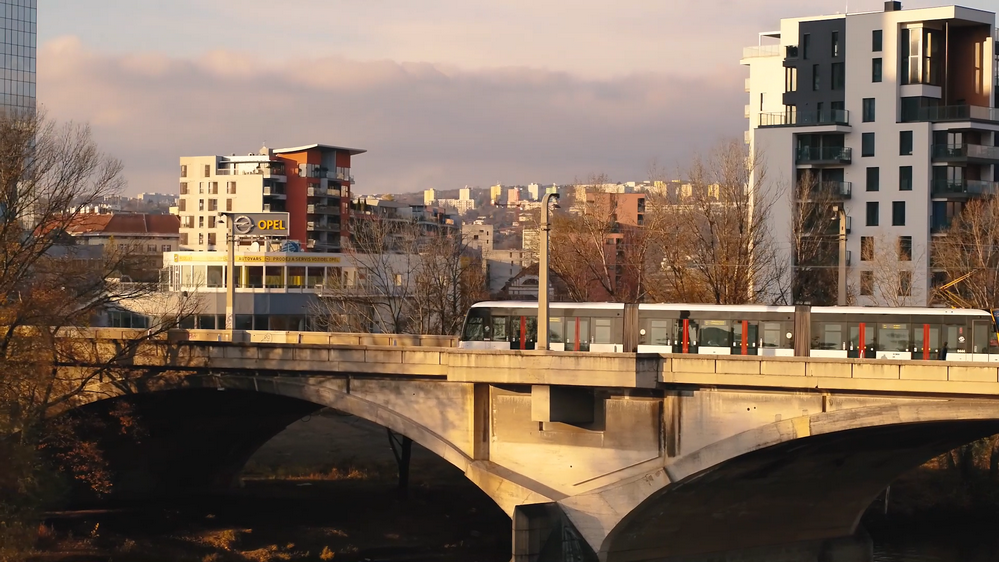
(0, 0), (35, 114)
(743, 2), (998, 305)
(177, 143), (365, 252)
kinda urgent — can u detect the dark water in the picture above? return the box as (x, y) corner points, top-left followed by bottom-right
(873, 521), (999, 562)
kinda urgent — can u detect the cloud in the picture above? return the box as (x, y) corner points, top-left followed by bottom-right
(38, 36), (748, 195)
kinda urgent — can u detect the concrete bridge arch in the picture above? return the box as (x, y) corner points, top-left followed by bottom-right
(559, 401), (999, 562)
(77, 373), (556, 517)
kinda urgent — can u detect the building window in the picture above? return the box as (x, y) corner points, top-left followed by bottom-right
(180, 182), (189, 195)
(209, 216), (216, 228)
(899, 271), (912, 297)
(161, 245), (171, 252)
(226, 199), (233, 212)
(803, 34), (810, 59)
(181, 164), (187, 178)
(198, 182), (204, 194)
(899, 131), (913, 155)
(892, 201), (906, 226)
(862, 98), (875, 122)
(899, 166), (913, 191)
(179, 200), (186, 212)
(198, 216), (204, 228)
(785, 67), (798, 92)
(861, 236), (874, 261)
(227, 181), (237, 194)
(203, 164), (211, 177)
(861, 271), (874, 296)
(146, 244), (156, 252)
(831, 62), (844, 90)
(872, 58), (883, 82)
(198, 233), (204, 245)
(208, 233), (217, 246)
(812, 64), (820, 90)
(898, 236), (912, 261)
(198, 199), (205, 211)
(866, 167), (879, 191)
(867, 201), (879, 226)
(872, 30), (883, 52)
(210, 181), (219, 194)
(832, 31), (840, 57)
(862, 133), (875, 157)
(208, 199), (217, 211)
(180, 233), (188, 245)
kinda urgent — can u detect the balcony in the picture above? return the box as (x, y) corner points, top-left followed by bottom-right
(798, 181), (852, 201)
(796, 147), (852, 166)
(216, 167), (287, 178)
(827, 181), (852, 199)
(745, 104), (751, 119)
(744, 77), (751, 93)
(902, 104), (999, 124)
(307, 186), (328, 197)
(931, 143), (999, 163)
(931, 179), (999, 197)
(742, 45), (781, 59)
(759, 109), (850, 128)
(263, 186), (286, 198)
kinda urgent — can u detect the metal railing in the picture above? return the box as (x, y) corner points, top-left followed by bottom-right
(904, 105), (999, 123)
(931, 143), (999, 161)
(742, 44), (781, 59)
(759, 109), (850, 127)
(796, 147), (852, 164)
(931, 179), (999, 196)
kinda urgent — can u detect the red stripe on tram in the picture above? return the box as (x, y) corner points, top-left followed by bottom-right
(923, 324), (930, 360)
(574, 317), (580, 351)
(859, 323), (866, 358)
(682, 319), (690, 354)
(741, 320), (748, 356)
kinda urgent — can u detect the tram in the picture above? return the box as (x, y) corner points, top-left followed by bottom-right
(459, 301), (999, 361)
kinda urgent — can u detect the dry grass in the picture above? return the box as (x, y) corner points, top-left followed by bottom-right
(241, 461), (392, 482)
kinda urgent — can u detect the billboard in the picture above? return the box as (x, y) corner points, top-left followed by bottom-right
(228, 212), (290, 237)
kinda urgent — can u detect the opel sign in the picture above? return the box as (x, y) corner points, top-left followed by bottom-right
(227, 212), (290, 237)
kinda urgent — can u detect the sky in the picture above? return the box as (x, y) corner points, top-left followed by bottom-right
(37, 0), (998, 196)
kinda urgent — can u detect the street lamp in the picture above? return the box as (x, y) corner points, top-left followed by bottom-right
(832, 205), (847, 306)
(537, 192), (560, 350)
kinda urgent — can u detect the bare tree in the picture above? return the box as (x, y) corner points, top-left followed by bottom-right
(312, 218), (420, 333)
(785, 172), (841, 305)
(412, 233), (489, 335)
(931, 197), (999, 308)
(0, 109), (197, 557)
(859, 230), (925, 307)
(681, 139), (780, 304)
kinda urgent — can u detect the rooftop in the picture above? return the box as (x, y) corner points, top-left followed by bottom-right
(272, 143), (367, 156)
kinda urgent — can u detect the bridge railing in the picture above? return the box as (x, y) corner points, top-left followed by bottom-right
(57, 327), (458, 348)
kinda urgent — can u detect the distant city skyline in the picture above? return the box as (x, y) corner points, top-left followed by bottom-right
(36, 0), (998, 195)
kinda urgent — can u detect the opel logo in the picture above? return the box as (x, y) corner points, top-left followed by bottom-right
(233, 215), (253, 235)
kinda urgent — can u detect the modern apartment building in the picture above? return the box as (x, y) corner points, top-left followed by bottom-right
(177, 144), (364, 252)
(743, 2), (998, 306)
(0, 0), (35, 114)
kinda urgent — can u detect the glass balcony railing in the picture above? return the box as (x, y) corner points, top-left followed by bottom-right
(742, 44), (782, 59)
(903, 105), (999, 123)
(759, 109), (849, 127)
(931, 143), (999, 161)
(931, 179), (999, 196)
(796, 147), (852, 165)
(826, 181), (852, 198)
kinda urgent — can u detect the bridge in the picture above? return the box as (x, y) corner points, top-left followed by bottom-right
(66, 329), (999, 562)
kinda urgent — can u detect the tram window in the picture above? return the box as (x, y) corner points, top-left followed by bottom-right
(566, 318), (590, 350)
(550, 317), (563, 343)
(877, 323), (909, 352)
(594, 318), (613, 343)
(812, 322), (844, 350)
(701, 320), (731, 347)
(944, 324), (965, 352)
(463, 316), (485, 341)
(491, 316), (508, 341)
(762, 322), (782, 348)
(913, 325), (940, 356)
(526, 317), (538, 345)
(849, 324), (876, 351)
(650, 320), (671, 345)
(972, 321), (989, 353)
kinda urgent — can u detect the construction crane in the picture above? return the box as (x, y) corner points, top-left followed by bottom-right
(935, 270), (978, 309)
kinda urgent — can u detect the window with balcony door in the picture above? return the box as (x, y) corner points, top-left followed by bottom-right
(862, 98), (875, 122)
(180, 182), (188, 195)
(181, 164), (188, 178)
(899, 166), (913, 191)
(872, 58), (882, 83)
(892, 201), (906, 226)
(812, 64), (820, 90)
(226, 199), (233, 212)
(208, 233), (216, 246)
(179, 200), (186, 212)
(180, 233), (188, 245)
(862, 133), (875, 157)
(198, 216), (204, 228)
(900, 131), (913, 155)
(208, 199), (217, 211)
(867, 201), (879, 226)
(198, 199), (204, 212)
(866, 167), (879, 191)
(203, 164), (211, 177)
(209, 216), (216, 228)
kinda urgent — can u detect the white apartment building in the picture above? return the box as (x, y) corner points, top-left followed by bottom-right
(744, 1), (998, 306)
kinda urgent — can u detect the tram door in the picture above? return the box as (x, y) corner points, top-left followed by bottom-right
(731, 320), (759, 355)
(510, 315), (539, 350)
(673, 318), (700, 354)
(847, 322), (875, 358)
(972, 320), (993, 361)
(913, 323), (940, 360)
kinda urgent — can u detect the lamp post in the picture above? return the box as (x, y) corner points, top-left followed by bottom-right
(221, 212), (236, 332)
(833, 205), (847, 306)
(537, 192), (560, 350)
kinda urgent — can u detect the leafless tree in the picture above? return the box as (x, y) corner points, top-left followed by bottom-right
(411, 233), (489, 335)
(931, 197), (999, 308)
(784, 172), (841, 305)
(858, 230), (926, 307)
(0, 109), (197, 557)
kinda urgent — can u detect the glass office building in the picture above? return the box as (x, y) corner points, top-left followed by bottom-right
(0, 0), (36, 114)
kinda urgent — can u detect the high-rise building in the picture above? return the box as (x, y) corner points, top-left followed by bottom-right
(0, 0), (36, 114)
(177, 143), (365, 252)
(744, 2), (998, 306)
